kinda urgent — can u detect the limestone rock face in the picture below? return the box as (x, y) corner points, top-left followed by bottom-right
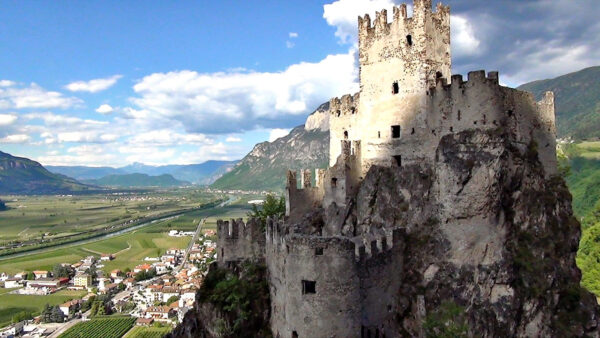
(304, 102), (330, 132)
(348, 129), (600, 337)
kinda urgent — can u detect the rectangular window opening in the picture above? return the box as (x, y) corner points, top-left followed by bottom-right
(315, 248), (323, 256)
(392, 82), (399, 94)
(393, 155), (401, 167)
(331, 177), (338, 187)
(391, 125), (401, 139)
(302, 280), (316, 294)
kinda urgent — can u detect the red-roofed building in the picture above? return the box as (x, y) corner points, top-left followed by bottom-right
(146, 306), (173, 321)
(136, 317), (154, 326)
(134, 264), (152, 273)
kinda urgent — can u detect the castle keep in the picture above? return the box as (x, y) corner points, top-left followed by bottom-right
(216, 1), (563, 337)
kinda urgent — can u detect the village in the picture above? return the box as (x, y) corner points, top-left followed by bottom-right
(0, 228), (217, 337)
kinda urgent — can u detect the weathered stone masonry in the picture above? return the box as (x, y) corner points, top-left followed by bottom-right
(212, 0), (581, 337)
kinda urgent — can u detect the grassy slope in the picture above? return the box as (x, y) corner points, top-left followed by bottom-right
(518, 66), (600, 139)
(0, 289), (87, 327)
(563, 142), (600, 296)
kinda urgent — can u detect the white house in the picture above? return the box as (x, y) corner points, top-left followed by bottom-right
(153, 263), (169, 275)
(4, 278), (21, 288)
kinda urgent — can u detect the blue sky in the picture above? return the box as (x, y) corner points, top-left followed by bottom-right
(1, 0), (599, 166)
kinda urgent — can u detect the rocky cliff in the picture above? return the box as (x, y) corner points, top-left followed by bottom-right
(337, 128), (599, 336)
(174, 128), (600, 337)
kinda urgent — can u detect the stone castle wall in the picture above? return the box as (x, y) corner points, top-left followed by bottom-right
(266, 218), (405, 338)
(326, 70), (557, 180)
(213, 0), (560, 336)
(216, 218), (265, 266)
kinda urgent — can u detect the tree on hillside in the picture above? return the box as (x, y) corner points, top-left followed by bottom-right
(0, 199), (6, 211)
(248, 194), (285, 229)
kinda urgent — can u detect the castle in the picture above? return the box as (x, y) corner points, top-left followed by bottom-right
(216, 1), (558, 337)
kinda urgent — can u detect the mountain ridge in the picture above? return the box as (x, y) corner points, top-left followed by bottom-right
(84, 173), (189, 188)
(0, 151), (91, 194)
(48, 160), (237, 185)
(518, 65), (600, 139)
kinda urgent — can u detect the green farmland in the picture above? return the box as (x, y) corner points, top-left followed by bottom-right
(0, 289), (87, 328)
(0, 215), (193, 275)
(0, 190), (220, 249)
(123, 325), (172, 338)
(59, 315), (136, 338)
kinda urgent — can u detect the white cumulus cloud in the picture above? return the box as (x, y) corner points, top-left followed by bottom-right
(0, 114), (17, 126)
(95, 104), (114, 114)
(0, 80), (15, 87)
(226, 136), (242, 142)
(0, 83), (82, 109)
(129, 50), (358, 134)
(269, 128), (290, 142)
(451, 15), (481, 58)
(0, 134), (30, 144)
(65, 75), (122, 93)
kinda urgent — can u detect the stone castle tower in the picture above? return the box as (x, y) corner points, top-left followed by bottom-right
(331, 0), (451, 175)
(214, 1), (570, 337)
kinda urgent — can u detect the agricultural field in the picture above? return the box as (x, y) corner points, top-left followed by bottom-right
(158, 194), (259, 233)
(572, 140), (600, 159)
(0, 214), (194, 274)
(59, 315), (136, 338)
(123, 325), (172, 338)
(0, 189), (221, 248)
(0, 289), (86, 328)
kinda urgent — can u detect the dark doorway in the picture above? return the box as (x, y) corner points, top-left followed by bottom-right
(391, 125), (401, 138)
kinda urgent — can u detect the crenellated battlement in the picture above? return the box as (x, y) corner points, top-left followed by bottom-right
(329, 93), (359, 117)
(216, 217), (265, 266)
(285, 168), (326, 222)
(286, 168), (326, 191)
(266, 217), (405, 265)
(358, 0), (450, 51)
(216, 218), (261, 240)
(352, 228), (405, 263)
(428, 70), (501, 93)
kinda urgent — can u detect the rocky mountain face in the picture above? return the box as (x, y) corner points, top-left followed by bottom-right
(174, 129), (600, 337)
(211, 106), (330, 191)
(339, 129), (599, 336)
(519, 66), (600, 139)
(0, 151), (90, 194)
